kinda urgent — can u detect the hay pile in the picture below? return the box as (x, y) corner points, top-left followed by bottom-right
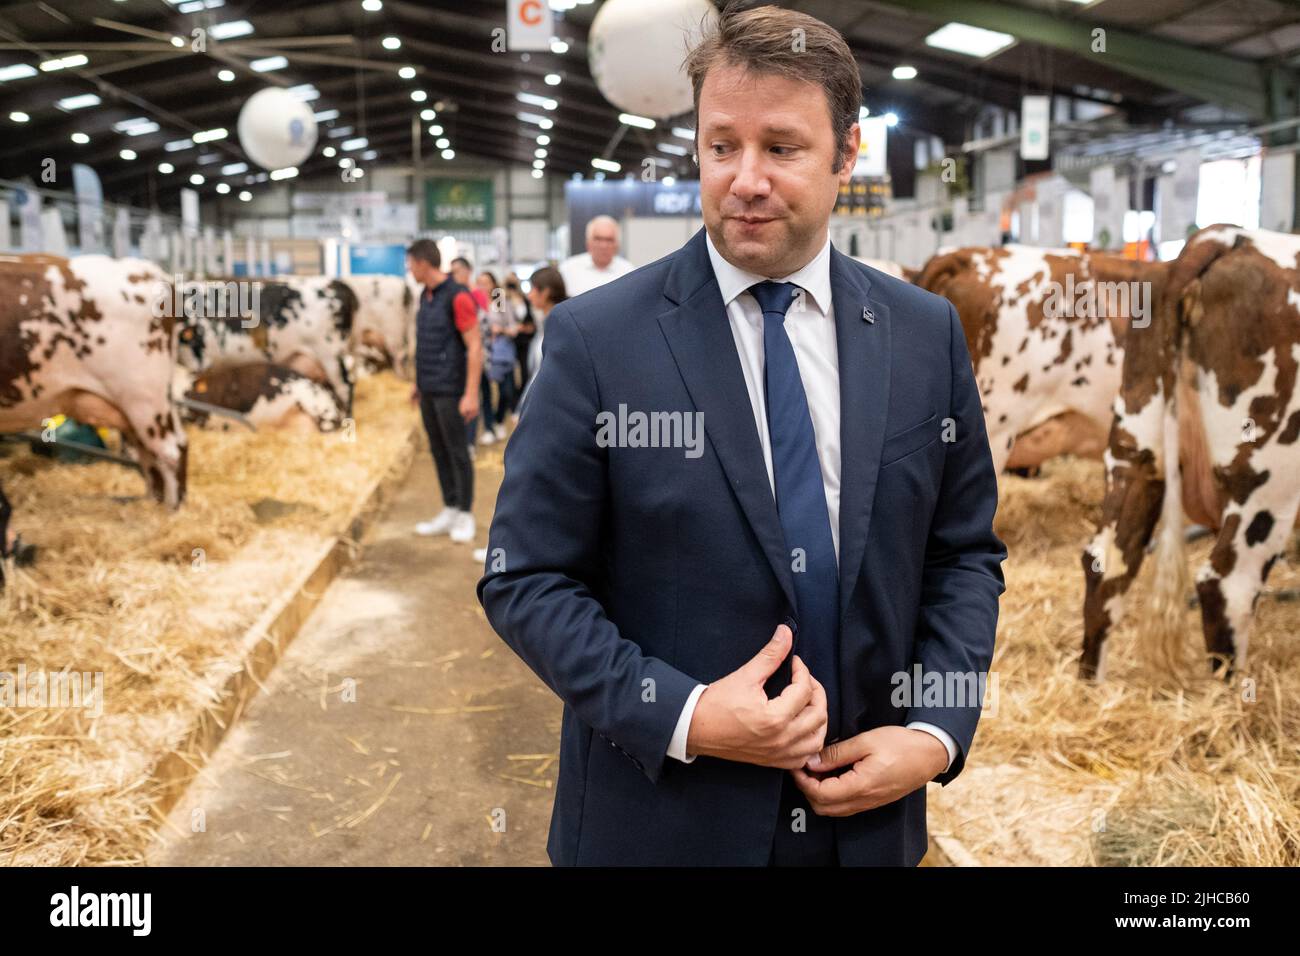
(929, 456), (1300, 866)
(0, 372), (417, 866)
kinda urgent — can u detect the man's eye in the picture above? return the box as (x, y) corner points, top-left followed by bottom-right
(771, 146), (796, 155)
(710, 144), (730, 155)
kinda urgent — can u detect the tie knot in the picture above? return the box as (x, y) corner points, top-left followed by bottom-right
(748, 281), (799, 320)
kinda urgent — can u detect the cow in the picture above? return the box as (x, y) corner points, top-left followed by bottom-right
(1080, 225), (1300, 680)
(177, 362), (345, 433)
(0, 254), (187, 507)
(852, 257), (918, 283)
(340, 274), (416, 379)
(175, 276), (358, 413)
(916, 245), (1166, 474)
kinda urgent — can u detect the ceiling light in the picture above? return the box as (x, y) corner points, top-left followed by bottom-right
(0, 64), (37, 82)
(657, 142), (688, 156)
(189, 173), (205, 185)
(360, 149), (378, 161)
(192, 128), (227, 143)
(591, 158), (620, 173)
(41, 54), (88, 72)
(550, 38), (568, 54)
(178, 0), (226, 11)
(250, 55), (288, 73)
(924, 22), (1015, 58)
(327, 126), (354, 138)
(619, 112), (655, 129)
(270, 166), (298, 180)
(217, 69), (235, 82)
(216, 182), (231, 194)
(671, 127), (694, 140)
(663, 176), (676, 186)
(287, 84), (319, 102)
(313, 109), (340, 122)
(531, 168), (543, 179)
(420, 109), (436, 121)
(536, 134), (550, 146)
(339, 157), (354, 168)
(533, 160), (545, 169)
(239, 190), (252, 201)
(341, 137), (368, 151)
(363, 0), (383, 10)
(70, 132), (89, 144)
(381, 36), (401, 50)
(544, 73), (561, 85)
(57, 93), (100, 110)
(892, 65), (917, 80)
(114, 117), (159, 135)
(164, 138), (194, 151)
(411, 90), (427, 102)
(428, 124), (443, 135)
(209, 19), (254, 40)
(221, 162), (248, 175)
(9, 111), (29, 122)
(399, 66), (416, 79)
(157, 162), (174, 173)
(517, 92), (557, 110)
(119, 148), (137, 160)
(322, 146), (336, 157)
(170, 36), (185, 48)
(885, 112), (899, 126)
(441, 148), (455, 160)
(517, 111), (549, 127)
(435, 137), (450, 149)
(535, 148), (547, 158)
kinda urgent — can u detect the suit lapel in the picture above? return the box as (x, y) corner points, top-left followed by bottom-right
(656, 230), (799, 616)
(831, 247), (893, 620)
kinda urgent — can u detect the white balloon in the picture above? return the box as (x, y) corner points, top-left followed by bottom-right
(237, 88), (318, 171)
(588, 0), (717, 120)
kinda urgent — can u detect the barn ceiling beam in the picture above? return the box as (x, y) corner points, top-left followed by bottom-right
(864, 0), (1276, 120)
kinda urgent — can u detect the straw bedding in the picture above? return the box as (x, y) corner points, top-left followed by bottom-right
(930, 456), (1300, 866)
(0, 373), (416, 866)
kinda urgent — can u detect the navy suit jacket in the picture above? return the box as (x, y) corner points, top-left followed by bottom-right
(477, 228), (1006, 866)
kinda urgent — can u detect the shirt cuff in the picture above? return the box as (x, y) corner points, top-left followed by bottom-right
(906, 721), (957, 775)
(667, 684), (708, 763)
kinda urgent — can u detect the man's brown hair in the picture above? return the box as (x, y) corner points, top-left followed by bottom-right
(684, 2), (862, 173)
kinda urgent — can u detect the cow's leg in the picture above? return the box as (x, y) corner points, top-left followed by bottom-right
(0, 482), (10, 590)
(63, 390), (187, 508)
(1195, 491), (1300, 678)
(1080, 399), (1168, 680)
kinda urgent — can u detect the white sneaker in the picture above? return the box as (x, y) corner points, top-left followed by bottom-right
(493, 424), (507, 441)
(478, 430), (496, 446)
(472, 546), (488, 563)
(415, 507), (458, 536)
(449, 510), (476, 543)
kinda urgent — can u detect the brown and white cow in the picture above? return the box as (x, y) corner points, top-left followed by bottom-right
(177, 362), (345, 433)
(0, 254), (187, 507)
(1081, 225), (1300, 680)
(916, 245), (1166, 474)
(175, 276), (358, 413)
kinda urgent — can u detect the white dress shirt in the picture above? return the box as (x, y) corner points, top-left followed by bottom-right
(559, 251), (635, 297)
(665, 230), (957, 776)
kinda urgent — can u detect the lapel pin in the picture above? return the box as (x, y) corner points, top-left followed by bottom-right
(862, 307), (875, 323)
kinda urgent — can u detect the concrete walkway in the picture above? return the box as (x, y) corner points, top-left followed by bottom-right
(151, 428), (560, 866)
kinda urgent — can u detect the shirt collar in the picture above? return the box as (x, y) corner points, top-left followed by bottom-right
(704, 228), (833, 315)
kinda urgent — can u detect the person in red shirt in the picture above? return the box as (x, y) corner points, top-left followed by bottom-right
(408, 240), (482, 545)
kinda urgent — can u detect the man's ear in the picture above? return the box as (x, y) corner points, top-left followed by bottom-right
(838, 122), (862, 183)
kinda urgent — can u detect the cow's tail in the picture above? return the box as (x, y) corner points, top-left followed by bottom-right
(1139, 225), (1239, 672)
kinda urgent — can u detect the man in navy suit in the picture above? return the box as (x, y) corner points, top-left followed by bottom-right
(478, 3), (1006, 866)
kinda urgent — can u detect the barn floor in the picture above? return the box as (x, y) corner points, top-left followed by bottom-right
(148, 440), (559, 865)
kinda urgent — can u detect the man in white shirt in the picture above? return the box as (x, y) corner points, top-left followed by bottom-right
(558, 215), (635, 296)
(479, 3), (1005, 866)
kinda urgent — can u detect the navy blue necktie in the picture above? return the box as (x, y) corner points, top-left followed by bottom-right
(748, 281), (841, 742)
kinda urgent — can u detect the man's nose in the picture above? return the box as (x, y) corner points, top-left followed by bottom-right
(729, 147), (772, 202)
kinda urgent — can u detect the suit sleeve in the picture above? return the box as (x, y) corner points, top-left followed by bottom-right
(476, 304), (701, 784)
(903, 298), (1007, 786)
